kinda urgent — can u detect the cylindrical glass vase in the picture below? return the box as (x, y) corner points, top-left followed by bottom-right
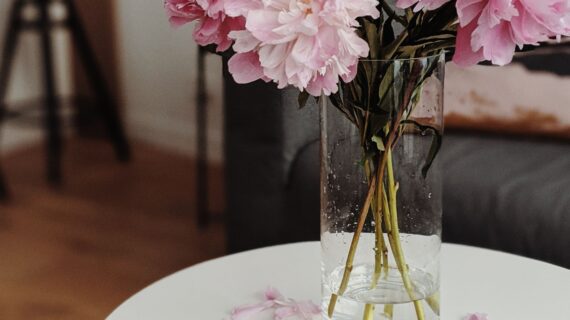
(321, 54), (445, 320)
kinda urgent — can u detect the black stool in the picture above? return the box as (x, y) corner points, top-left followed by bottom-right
(0, 0), (130, 200)
(0, 163), (7, 199)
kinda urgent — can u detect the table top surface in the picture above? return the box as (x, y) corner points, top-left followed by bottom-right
(107, 242), (570, 320)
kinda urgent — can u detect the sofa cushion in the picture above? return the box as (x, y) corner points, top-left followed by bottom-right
(441, 133), (570, 268)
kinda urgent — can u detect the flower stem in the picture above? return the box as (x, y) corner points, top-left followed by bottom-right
(385, 147), (425, 320)
(328, 149), (393, 318)
(426, 292), (440, 315)
(327, 173), (378, 318)
(363, 304), (375, 320)
(327, 62), (422, 319)
(384, 304), (394, 319)
(372, 209), (386, 285)
(363, 187), (388, 320)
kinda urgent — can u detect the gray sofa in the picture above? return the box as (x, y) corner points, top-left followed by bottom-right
(441, 133), (570, 267)
(223, 60), (570, 268)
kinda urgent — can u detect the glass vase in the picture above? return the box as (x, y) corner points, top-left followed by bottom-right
(321, 54), (445, 320)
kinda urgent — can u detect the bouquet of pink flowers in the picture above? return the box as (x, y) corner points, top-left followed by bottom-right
(166, 1), (568, 319)
(166, 0), (570, 96)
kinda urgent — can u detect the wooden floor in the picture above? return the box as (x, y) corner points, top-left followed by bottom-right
(0, 138), (226, 319)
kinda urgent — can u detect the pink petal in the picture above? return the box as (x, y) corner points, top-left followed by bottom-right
(274, 306), (297, 319)
(306, 70), (339, 96)
(169, 16), (194, 28)
(452, 18), (485, 67)
(274, 301), (320, 320)
(294, 300), (321, 316)
(456, 0), (486, 27)
(396, 0), (420, 9)
(258, 44), (289, 69)
(338, 29), (369, 57)
(264, 287), (283, 301)
(165, 0), (204, 27)
(228, 52), (265, 84)
(464, 313), (489, 320)
(290, 35), (316, 66)
(224, 0), (261, 17)
(230, 30), (260, 52)
(340, 62), (358, 83)
(510, 1), (548, 44)
(196, 17), (222, 37)
(285, 57), (313, 89)
(477, 0), (518, 28)
(230, 301), (275, 320)
(215, 16), (246, 52)
(245, 10), (282, 42)
(513, 0), (570, 41)
(475, 21), (517, 65)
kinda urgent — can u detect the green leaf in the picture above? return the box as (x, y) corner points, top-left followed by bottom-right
(380, 29), (408, 60)
(420, 2), (458, 37)
(369, 112), (391, 137)
(378, 63), (395, 114)
(363, 19), (379, 60)
(405, 8), (414, 23)
(423, 132), (443, 178)
(398, 40), (455, 57)
(381, 17), (395, 50)
(400, 120), (443, 178)
(372, 135), (385, 152)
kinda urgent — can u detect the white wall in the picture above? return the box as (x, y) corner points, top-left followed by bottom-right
(115, 0), (224, 163)
(0, 1), (72, 154)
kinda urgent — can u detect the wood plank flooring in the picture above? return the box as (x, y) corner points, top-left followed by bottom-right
(0, 138), (226, 319)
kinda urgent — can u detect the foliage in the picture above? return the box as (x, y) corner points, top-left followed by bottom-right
(310, 2), (456, 176)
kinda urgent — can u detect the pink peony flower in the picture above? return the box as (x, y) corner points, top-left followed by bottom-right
(453, 0), (570, 67)
(164, 0), (245, 52)
(227, 0), (379, 96)
(398, 0), (570, 67)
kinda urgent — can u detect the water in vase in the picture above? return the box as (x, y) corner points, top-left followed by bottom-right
(321, 232), (440, 320)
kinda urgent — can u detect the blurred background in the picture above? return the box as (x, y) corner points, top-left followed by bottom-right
(0, 1), (568, 319)
(0, 1), (225, 319)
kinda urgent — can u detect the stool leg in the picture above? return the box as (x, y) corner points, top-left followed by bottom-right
(0, 0), (23, 102)
(63, 0), (131, 162)
(0, 0), (25, 199)
(39, 0), (63, 185)
(0, 164), (8, 201)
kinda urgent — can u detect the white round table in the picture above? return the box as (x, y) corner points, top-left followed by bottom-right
(107, 242), (570, 320)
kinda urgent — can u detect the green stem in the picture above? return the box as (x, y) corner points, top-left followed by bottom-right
(372, 202), (386, 286)
(328, 174), (378, 318)
(363, 176), (389, 320)
(384, 304), (394, 319)
(426, 292), (440, 315)
(385, 147), (425, 320)
(328, 148), (392, 318)
(363, 304), (375, 320)
(328, 62), (422, 318)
